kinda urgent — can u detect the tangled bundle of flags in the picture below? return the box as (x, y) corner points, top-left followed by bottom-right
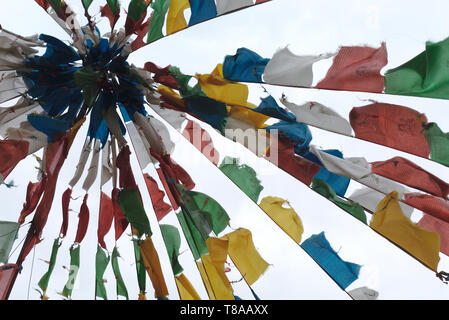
(0, 0), (449, 300)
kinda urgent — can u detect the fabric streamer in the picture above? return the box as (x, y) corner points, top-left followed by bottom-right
(219, 157), (264, 203)
(311, 179), (366, 224)
(282, 99), (352, 136)
(258, 196), (304, 243)
(349, 102), (430, 159)
(37, 239), (61, 300)
(385, 36), (449, 100)
(301, 232), (361, 290)
(370, 191), (440, 271)
(316, 43), (387, 93)
(220, 228), (269, 286)
(263, 47), (332, 87)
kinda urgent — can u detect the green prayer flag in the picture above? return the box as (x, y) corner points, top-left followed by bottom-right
(82, 0), (94, 9)
(95, 245), (110, 300)
(160, 224), (184, 276)
(118, 188), (152, 237)
(133, 239), (146, 293)
(0, 221), (19, 263)
(219, 157), (264, 203)
(127, 0), (149, 22)
(385, 36), (449, 100)
(176, 209), (209, 260)
(180, 188), (230, 236)
(38, 238), (61, 293)
(147, 0), (170, 43)
(111, 246), (129, 300)
(62, 245), (81, 298)
(48, 0), (62, 14)
(312, 178), (367, 224)
(169, 66), (203, 98)
(424, 122), (449, 166)
(107, 0), (121, 15)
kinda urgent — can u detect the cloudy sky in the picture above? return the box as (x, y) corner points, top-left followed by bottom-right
(1, 0), (449, 300)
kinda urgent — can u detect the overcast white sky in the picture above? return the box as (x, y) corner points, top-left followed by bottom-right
(1, 0), (449, 300)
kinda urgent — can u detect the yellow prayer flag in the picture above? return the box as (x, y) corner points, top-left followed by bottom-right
(166, 0), (190, 35)
(175, 273), (201, 300)
(370, 191), (440, 271)
(139, 237), (169, 298)
(196, 256), (235, 300)
(206, 237), (232, 292)
(259, 196), (304, 244)
(157, 85), (186, 110)
(196, 71), (249, 107)
(228, 105), (269, 129)
(220, 228), (269, 285)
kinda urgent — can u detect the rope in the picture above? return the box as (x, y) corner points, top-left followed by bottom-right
(27, 245), (36, 300)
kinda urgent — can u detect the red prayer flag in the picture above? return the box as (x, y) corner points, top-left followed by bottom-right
(266, 136), (320, 186)
(131, 16), (151, 51)
(418, 214), (449, 256)
(18, 136), (68, 265)
(405, 193), (449, 224)
(316, 43), (387, 93)
(60, 187), (72, 238)
(182, 120), (220, 166)
(112, 187), (129, 241)
(349, 102), (430, 158)
(100, 3), (120, 30)
(0, 139), (29, 180)
(116, 145), (138, 190)
(18, 175), (47, 224)
(143, 173), (172, 221)
(371, 157), (449, 198)
(156, 167), (179, 211)
(74, 194), (90, 244)
(98, 192), (114, 249)
(144, 62), (179, 90)
(0, 264), (19, 300)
